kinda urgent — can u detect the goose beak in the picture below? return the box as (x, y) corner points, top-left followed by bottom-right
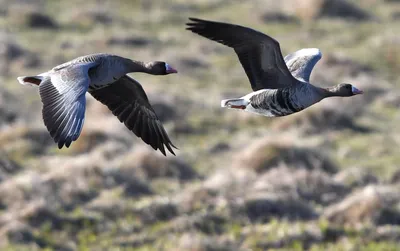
(165, 63), (178, 74)
(352, 86), (363, 95)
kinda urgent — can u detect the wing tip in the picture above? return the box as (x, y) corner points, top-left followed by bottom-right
(158, 142), (177, 156)
(151, 127), (178, 157)
(158, 143), (166, 156)
(187, 17), (204, 23)
(56, 137), (73, 149)
(154, 140), (177, 157)
(186, 17), (211, 30)
(165, 142), (177, 156)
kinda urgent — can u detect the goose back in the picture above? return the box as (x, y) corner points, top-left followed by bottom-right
(52, 53), (108, 71)
(50, 53), (148, 90)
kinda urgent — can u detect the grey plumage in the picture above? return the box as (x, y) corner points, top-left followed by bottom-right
(284, 48), (322, 83)
(249, 88), (304, 117)
(186, 18), (363, 117)
(39, 77), (87, 149)
(17, 53), (178, 155)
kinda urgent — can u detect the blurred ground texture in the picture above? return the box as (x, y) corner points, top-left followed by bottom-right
(1, 0), (400, 250)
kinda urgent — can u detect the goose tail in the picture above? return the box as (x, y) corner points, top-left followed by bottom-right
(17, 75), (44, 86)
(221, 98), (248, 110)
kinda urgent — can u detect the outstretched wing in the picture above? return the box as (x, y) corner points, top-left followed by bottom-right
(284, 48), (322, 83)
(39, 62), (98, 148)
(89, 75), (177, 156)
(186, 17), (296, 91)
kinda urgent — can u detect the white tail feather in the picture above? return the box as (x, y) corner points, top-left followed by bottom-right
(221, 98), (249, 108)
(17, 76), (43, 86)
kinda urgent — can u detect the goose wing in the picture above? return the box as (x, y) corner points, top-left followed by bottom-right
(284, 48), (322, 83)
(186, 17), (296, 91)
(89, 75), (177, 156)
(39, 61), (98, 148)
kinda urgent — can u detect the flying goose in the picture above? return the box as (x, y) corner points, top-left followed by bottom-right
(186, 18), (363, 117)
(17, 53), (178, 156)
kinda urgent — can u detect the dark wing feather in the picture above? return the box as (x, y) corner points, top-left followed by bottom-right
(186, 17), (296, 91)
(89, 75), (177, 156)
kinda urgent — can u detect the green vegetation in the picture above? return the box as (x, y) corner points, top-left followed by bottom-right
(0, 0), (400, 250)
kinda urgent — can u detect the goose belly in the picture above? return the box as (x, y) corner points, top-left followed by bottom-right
(246, 101), (301, 117)
(247, 89), (303, 117)
(245, 104), (281, 117)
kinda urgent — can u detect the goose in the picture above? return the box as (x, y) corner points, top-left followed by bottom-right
(17, 53), (178, 156)
(186, 18), (363, 117)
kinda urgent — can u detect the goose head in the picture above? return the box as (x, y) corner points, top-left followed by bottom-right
(326, 83), (363, 97)
(146, 61), (178, 75)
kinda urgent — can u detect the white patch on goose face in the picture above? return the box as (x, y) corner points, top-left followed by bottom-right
(351, 85), (363, 95)
(165, 63), (171, 72)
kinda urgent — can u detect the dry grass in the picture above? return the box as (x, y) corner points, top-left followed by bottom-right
(0, 0), (400, 250)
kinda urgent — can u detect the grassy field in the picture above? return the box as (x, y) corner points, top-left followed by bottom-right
(0, 0), (400, 250)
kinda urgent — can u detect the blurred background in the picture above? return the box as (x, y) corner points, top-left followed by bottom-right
(0, 0), (400, 250)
